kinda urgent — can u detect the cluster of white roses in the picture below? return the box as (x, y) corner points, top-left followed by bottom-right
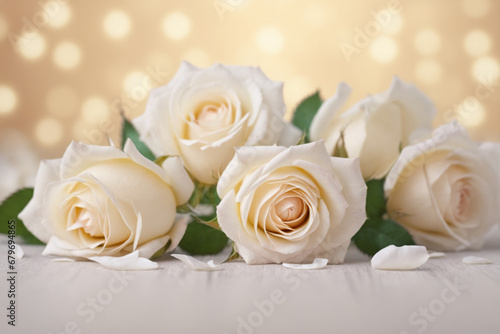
(17, 62), (500, 269)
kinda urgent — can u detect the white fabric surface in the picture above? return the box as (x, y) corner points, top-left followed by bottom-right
(1, 230), (499, 334)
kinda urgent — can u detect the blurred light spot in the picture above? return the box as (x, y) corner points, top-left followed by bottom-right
(53, 42), (81, 69)
(414, 29), (441, 55)
(47, 86), (78, 117)
(162, 12), (191, 40)
(415, 59), (442, 84)
(43, 1), (72, 28)
(385, 16), (403, 35)
(123, 70), (152, 101)
(255, 27), (284, 55)
(369, 36), (398, 63)
(0, 86), (17, 115)
(184, 49), (211, 67)
(472, 56), (500, 81)
(464, 30), (491, 57)
(17, 32), (46, 60)
(81, 97), (110, 122)
(459, 99), (485, 128)
(0, 15), (8, 40)
(303, 4), (327, 28)
(462, 0), (490, 18)
(35, 118), (63, 145)
(103, 10), (131, 39)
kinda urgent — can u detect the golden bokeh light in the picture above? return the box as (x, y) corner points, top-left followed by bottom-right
(255, 27), (285, 55)
(81, 96), (110, 123)
(415, 59), (443, 85)
(103, 10), (131, 39)
(162, 12), (191, 40)
(459, 99), (486, 128)
(43, 0), (72, 28)
(414, 29), (441, 55)
(53, 41), (82, 69)
(0, 86), (18, 115)
(17, 31), (46, 60)
(123, 70), (152, 102)
(370, 36), (398, 63)
(464, 30), (491, 57)
(472, 56), (500, 82)
(1, 0), (499, 156)
(46, 86), (79, 118)
(35, 118), (64, 146)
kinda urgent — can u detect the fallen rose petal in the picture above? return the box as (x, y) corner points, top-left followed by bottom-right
(89, 251), (158, 270)
(462, 256), (493, 264)
(371, 245), (429, 270)
(171, 254), (221, 271)
(15, 244), (24, 259)
(282, 258), (328, 270)
(51, 257), (76, 262)
(428, 252), (445, 258)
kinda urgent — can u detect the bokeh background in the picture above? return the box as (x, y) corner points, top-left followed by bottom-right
(0, 0), (499, 197)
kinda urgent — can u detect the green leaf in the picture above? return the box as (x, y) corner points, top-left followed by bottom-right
(121, 116), (156, 161)
(178, 221), (229, 255)
(292, 91), (323, 141)
(352, 217), (415, 256)
(0, 188), (44, 244)
(365, 178), (387, 219)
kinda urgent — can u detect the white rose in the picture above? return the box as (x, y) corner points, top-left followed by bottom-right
(216, 141), (367, 264)
(133, 62), (300, 185)
(19, 140), (194, 258)
(310, 77), (436, 180)
(384, 122), (500, 251)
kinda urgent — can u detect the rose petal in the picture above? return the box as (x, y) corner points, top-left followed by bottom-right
(428, 251), (446, 258)
(277, 122), (303, 147)
(462, 256), (493, 264)
(89, 251), (158, 270)
(282, 258), (328, 270)
(15, 244), (24, 259)
(171, 254), (222, 271)
(371, 245), (429, 270)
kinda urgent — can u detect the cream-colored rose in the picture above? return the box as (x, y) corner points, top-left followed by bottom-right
(310, 77), (436, 180)
(133, 62), (300, 185)
(385, 122), (500, 251)
(216, 141), (367, 264)
(19, 140), (194, 259)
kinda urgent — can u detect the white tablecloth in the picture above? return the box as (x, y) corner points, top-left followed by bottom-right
(1, 230), (499, 334)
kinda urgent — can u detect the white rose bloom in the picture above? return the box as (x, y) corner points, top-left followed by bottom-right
(19, 140), (194, 259)
(133, 62), (300, 185)
(385, 122), (500, 251)
(310, 77), (436, 180)
(216, 141), (367, 264)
